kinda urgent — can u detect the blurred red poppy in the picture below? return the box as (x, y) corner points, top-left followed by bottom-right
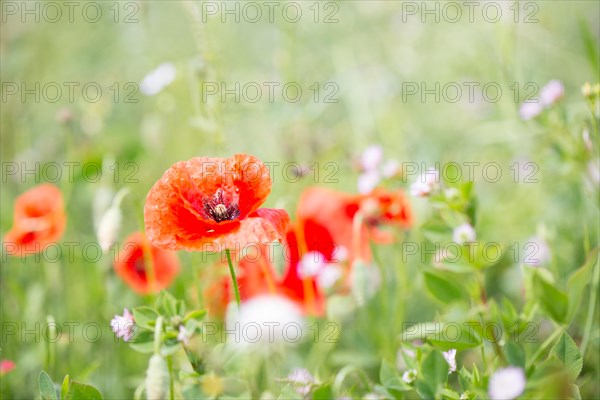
(144, 154), (290, 252)
(361, 188), (413, 243)
(203, 187), (412, 317)
(297, 187), (412, 260)
(280, 227), (328, 316)
(3, 184), (66, 256)
(296, 187), (368, 262)
(114, 232), (180, 294)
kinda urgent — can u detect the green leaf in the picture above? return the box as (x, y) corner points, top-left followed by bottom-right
(549, 332), (583, 381)
(415, 379), (436, 399)
(421, 350), (448, 387)
(61, 375), (70, 399)
(277, 383), (303, 400)
(401, 322), (443, 342)
(129, 330), (155, 353)
(156, 291), (178, 317)
(440, 388), (461, 400)
(567, 247), (599, 321)
(176, 300), (186, 316)
(427, 323), (482, 351)
(371, 385), (395, 400)
(184, 309), (207, 323)
(65, 381), (103, 400)
(312, 384), (333, 400)
(379, 360), (411, 392)
(532, 271), (568, 323)
(132, 306), (158, 331)
(416, 350), (448, 399)
(505, 342), (526, 368)
(39, 371), (57, 400)
(423, 270), (465, 303)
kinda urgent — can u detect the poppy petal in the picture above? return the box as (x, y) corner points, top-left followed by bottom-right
(212, 209), (290, 250)
(3, 184), (66, 256)
(114, 232), (180, 294)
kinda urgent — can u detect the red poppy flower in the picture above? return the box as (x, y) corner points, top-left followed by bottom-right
(144, 154), (290, 252)
(280, 227), (328, 316)
(296, 187), (369, 262)
(114, 232), (180, 294)
(297, 187), (413, 259)
(3, 184), (66, 256)
(360, 188), (413, 243)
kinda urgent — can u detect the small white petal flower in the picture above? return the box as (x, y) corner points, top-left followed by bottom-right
(410, 170), (439, 197)
(110, 308), (135, 342)
(298, 251), (327, 279)
(358, 170), (381, 194)
(442, 349), (457, 373)
(453, 223), (476, 244)
(140, 63), (176, 96)
(402, 369), (417, 384)
(287, 368), (314, 396)
(488, 367), (526, 400)
(519, 101), (543, 120)
(539, 80), (564, 106)
(360, 145), (384, 171)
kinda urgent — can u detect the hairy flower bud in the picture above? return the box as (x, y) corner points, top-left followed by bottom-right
(145, 354), (169, 400)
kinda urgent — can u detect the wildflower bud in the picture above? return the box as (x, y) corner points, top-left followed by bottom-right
(145, 354), (169, 400)
(97, 206), (122, 252)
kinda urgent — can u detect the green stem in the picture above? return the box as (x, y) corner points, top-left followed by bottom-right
(581, 258), (600, 357)
(226, 249), (241, 308)
(154, 317), (163, 355)
(477, 271), (506, 363)
(527, 326), (564, 369)
(167, 355), (175, 400)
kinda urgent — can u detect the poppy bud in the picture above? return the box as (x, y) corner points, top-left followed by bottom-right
(145, 354), (169, 400)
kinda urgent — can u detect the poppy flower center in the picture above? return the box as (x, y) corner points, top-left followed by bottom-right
(203, 189), (240, 223)
(133, 258), (147, 279)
